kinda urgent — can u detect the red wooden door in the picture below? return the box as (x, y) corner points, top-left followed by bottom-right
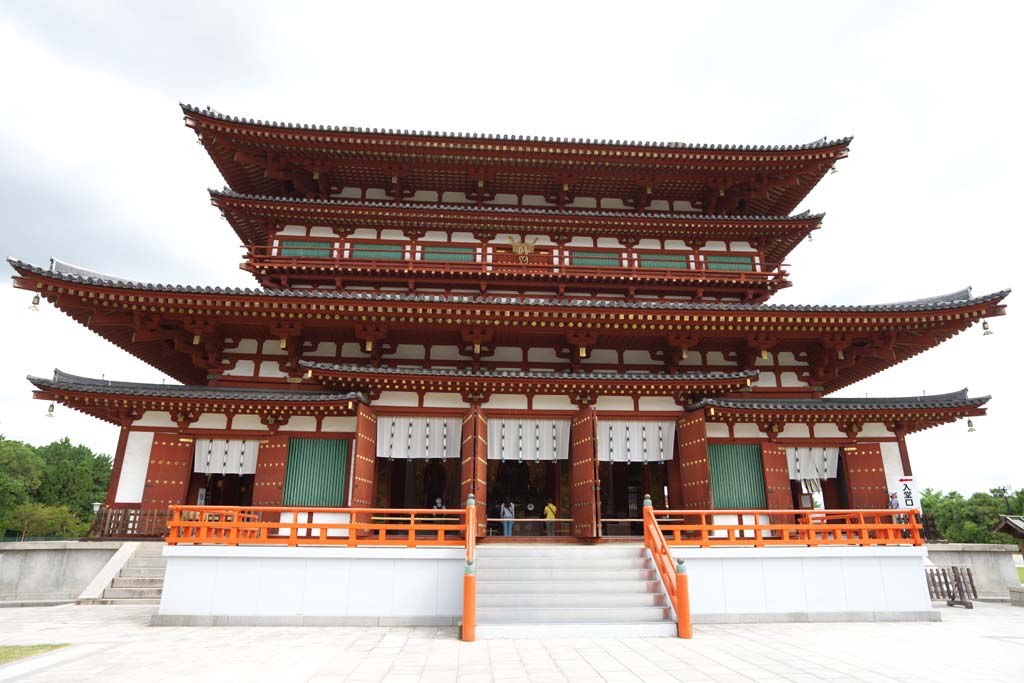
(251, 435), (290, 505)
(761, 443), (794, 532)
(844, 443), (890, 508)
(460, 406), (488, 536)
(141, 434), (194, 512)
(350, 403), (377, 507)
(668, 411), (711, 509)
(569, 406), (599, 537)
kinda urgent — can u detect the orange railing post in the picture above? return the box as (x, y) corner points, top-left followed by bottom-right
(675, 559), (692, 639)
(462, 493), (477, 642)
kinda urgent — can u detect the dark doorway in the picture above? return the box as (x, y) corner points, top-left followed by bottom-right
(599, 462), (668, 536)
(486, 459), (564, 536)
(378, 458), (460, 510)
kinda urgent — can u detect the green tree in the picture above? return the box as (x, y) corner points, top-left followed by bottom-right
(0, 437), (44, 533)
(33, 438), (112, 519)
(921, 488), (1021, 544)
(5, 502), (90, 540)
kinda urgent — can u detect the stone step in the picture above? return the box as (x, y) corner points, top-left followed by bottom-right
(82, 598), (161, 606)
(132, 543), (167, 557)
(103, 587), (163, 600)
(477, 593), (666, 608)
(477, 557), (653, 570)
(476, 568), (657, 582)
(111, 577), (164, 589)
(474, 622), (678, 639)
(477, 579), (663, 595)
(118, 567), (167, 578)
(125, 557), (167, 568)
(476, 545), (646, 559)
(476, 606), (671, 624)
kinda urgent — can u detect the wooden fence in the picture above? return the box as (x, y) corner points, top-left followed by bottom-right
(925, 566), (977, 608)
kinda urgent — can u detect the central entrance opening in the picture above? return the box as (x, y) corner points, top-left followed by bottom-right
(486, 460), (568, 536)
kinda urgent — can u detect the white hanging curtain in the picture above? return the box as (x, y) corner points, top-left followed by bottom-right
(598, 420), (676, 463)
(376, 416), (461, 459)
(785, 447), (840, 481)
(193, 439), (260, 475)
(486, 418), (570, 461)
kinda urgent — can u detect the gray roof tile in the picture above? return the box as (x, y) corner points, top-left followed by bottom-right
(300, 362), (756, 382)
(692, 389), (989, 412)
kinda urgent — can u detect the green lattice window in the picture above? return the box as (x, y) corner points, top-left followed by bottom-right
(350, 242), (404, 260)
(709, 444), (766, 509)
(703, 254), (755, 272)
(282, 438), (349, 507)
(637, 253), (690, 269)
(421, 245), (476, 262)
(570, 250), (621, 267)
(279, 240), (334, 258)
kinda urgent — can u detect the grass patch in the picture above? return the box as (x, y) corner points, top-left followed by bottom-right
(1018, 566), (1024, 584)
(0, 644), (68, 665)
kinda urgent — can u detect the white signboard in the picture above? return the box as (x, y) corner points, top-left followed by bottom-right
(897, 476), (918, 511)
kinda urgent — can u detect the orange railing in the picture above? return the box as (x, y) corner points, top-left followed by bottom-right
(642, 500), (691, 638)
(651, 508), (923, 547)
(462, 494), (477, 642)
(165, 505), (468, 547)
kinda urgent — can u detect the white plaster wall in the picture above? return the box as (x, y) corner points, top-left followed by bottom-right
(482, 395), (528, 409)
(527, 348), (561, 364)
(190, 414), (228, 430)
(637, 397), (680, 411)
(593, 396), (633, 410)
(732, 424), (765, 439)
(490, 347), (522, 362)
(322, 417), (357, 433)
(582, 349), (617, 364)
(813, 423), (845, 438)
(391, 345), (426, 360)
(671, 547), (933, 617)
(261, 340), (287, 356)
(115, 431), (154, 503)
(704, 351), (727, 366)
(430, 346), (463, 361)
(779, 372), (808, 387)
(778, 423), (811, 439)
(258, 361), (288, 378)
(306, 342), (338, 358)
(421, 393), (469, 408)
(279, 416), (317, 432)
(133, 411), (176, 428)
(860, 423), (895, 438)
(225, 339), (259, 354)
(532, 395), (576, 410)
(232, 415), (269, 431)
(879, 442), (906, 496)
(159, 548), (464, 622)
(752, 373), (777, 388)
(706, 423), (730, 438)
(374, 392), (420, 407)
(665, 240), (688, 250)
(275, 226), (307, 237)
(622, 350), (660, 366)
(222, 360), (256, 377)
(776, 352), (807, 366)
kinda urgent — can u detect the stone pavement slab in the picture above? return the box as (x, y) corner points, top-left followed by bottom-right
(0, 603), (1021, 682)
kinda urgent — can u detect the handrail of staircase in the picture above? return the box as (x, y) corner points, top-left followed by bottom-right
(462, 494), (477, 642)
(643, 495), (692, 639)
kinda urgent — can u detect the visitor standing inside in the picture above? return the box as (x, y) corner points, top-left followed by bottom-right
(500, 498), (515, 537)
(544, 498), (557, 536)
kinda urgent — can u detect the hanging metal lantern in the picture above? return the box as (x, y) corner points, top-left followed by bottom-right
(29, 294), (40, 311)
(967, 419), (976, 433)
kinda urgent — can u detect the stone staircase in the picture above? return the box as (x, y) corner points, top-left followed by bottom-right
(99, 542), (166, 605)
(473, 544), (677, 638)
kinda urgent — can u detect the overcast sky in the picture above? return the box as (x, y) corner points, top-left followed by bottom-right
(0, 1), (1020, 494)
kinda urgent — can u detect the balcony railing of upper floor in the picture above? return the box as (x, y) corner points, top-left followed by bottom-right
(243, 239), (790, 297)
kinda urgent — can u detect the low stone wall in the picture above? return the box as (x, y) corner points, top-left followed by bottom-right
(926, 543), (1020, 602)
(671, 546), (937, 622)
(154, 545), (464, 626)
(1010, 586), (1024, 608)
(0, 541), (122, 604)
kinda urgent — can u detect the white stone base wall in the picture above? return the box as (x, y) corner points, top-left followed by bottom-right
(156, 546), (464, 626)
(671, 546), (936, 622)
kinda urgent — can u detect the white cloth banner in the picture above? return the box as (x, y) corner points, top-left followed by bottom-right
(193, 439), (260, 475)
(785, 447), (840, 481)
(598, 420), (676, 462)
(487, 418), (570, 461)
(377, 416), (461, 459)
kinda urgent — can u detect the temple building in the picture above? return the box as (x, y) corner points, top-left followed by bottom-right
(12, 105), (1008, 543)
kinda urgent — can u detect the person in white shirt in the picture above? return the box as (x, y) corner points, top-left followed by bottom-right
(500, 498), (515, 537)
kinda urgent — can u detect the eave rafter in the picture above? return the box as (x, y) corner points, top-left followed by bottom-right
(9, 259), (1009, 392)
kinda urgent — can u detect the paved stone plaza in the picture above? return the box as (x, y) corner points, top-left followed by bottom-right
(0, 603), (1021, 682)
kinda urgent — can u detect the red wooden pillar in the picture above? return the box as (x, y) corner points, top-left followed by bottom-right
(140, 434), (195, 512)
(843, 443), (890, 508)
(761, 443), (794, 530)
(896, 433), (913, 476)
(569, 406), (600, 537)
(460, 405), (488, 536)
(104, 426), (131, 505)
(350, 403), (377, 507)
(667, 410), (711, 509)
(251, 435), (290, 505)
